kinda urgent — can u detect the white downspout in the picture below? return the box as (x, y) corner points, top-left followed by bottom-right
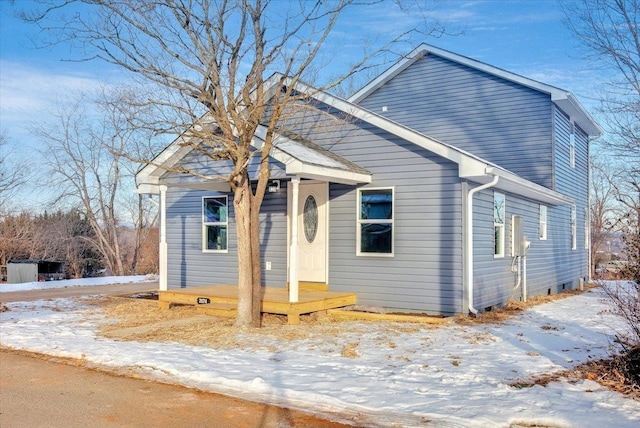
(289, 177), (300, 303)
(466, 173), (499, 316)
(159, 185), (168, 291)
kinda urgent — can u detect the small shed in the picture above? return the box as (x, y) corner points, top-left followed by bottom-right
(7, 260), (65, 284)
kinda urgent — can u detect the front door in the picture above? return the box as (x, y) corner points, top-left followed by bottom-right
(292, 182), (327, 283)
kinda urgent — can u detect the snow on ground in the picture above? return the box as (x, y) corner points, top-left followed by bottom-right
(0, 275), (158, 293)
(1, 285), (639, 427)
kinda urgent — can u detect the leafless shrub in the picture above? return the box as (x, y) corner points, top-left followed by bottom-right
(601, 280), (640, 386)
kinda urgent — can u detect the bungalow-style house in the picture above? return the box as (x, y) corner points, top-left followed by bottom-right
(136, 44), (601, 316)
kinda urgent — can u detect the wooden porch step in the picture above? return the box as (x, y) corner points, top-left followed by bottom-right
(195, 302), (238, 318)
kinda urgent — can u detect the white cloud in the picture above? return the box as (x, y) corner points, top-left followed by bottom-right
(0, 60), (105, 129)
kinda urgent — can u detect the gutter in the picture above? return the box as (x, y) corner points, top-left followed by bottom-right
(466, 171), (499, 316)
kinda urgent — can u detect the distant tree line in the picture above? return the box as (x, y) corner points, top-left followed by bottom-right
(0, 209), (158, 280)
(0, 89), (160, 281)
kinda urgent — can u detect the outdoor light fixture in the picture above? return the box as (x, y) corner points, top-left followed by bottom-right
(268, 180), (280, 193)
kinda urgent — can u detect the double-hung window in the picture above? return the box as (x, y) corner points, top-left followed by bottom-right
(357, 188), (394, 256)
(539, 205), (547, 240)
(570, 204), (577, 250)
(494, 192), (505, 258)
(203, 196), (228, 252)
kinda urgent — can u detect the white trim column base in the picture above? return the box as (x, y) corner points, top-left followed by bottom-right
(289, 177), (300, 303)
(159, 185), (168, 291)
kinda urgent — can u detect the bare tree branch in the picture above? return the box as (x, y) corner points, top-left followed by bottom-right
(21, 0), (446, 327)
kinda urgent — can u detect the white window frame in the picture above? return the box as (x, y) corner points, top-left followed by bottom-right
(571, 204), (577, 251)
(202, 196), (229, 253)
(584, 207), (589, 250)
(539, 205), (547, 240)
(569, 126), (576, 168)
(494, 192), (505, 258)
(356, 187), (394, 257)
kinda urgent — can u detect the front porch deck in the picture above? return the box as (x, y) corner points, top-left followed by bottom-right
(158, 285), (357, 325)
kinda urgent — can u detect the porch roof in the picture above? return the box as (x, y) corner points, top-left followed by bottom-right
(254, 125), (372, 185)
(136, 125), (372, 194)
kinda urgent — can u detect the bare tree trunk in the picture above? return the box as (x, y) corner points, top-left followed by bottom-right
(23, 0), (446, 327)
(250, 195), (263, 327)
(130, 194), (144, 275)
(234, 179), (256, 327)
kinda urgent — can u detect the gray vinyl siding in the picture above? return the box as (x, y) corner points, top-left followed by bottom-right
(472, 189), (586, 310)
(285, 106), (464, 315)
(552, 106), (589, 279)
(164, 184), (288, 289)
(162, 105), (464, 314)
(356, 54), (554, 188)
(469, 106), (590, 311)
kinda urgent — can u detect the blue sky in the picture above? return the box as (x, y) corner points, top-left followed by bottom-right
(0, 0), (604, 211)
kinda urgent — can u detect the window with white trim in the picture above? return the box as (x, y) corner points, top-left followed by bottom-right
(571, 204), (577, 250)
(494, 192), (505, 258)
(203, 196), (228, 252)
(539, 205), (547, 240)
(584, 207), (589, 249)
(357, 188), (394, 256)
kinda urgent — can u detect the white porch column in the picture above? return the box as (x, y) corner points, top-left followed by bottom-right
(159, 185), (168, 291)
(289, 177), (300, 303)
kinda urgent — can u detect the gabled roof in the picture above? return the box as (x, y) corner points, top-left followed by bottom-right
(135, 119), (373, 194)
(349, 44), (602, 137)
(136, 72), (573, 205)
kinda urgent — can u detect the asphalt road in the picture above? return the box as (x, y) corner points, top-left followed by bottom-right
(0, 283), (356, 427)
(0, 281), (158, 303)
(0, 350), (352, 428)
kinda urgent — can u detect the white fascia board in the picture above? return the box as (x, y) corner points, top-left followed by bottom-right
(136, 179), (231, 194)
(135, 116), (221, 187)
(165, 181), (231, 192)
(552, 94), (603, 136)
(485, 167), (573, 206)
(287, 162), (372, 185)
(458, 158), (492, 178)
(135, 133), (200, 188)
(135, 183), (161, 195)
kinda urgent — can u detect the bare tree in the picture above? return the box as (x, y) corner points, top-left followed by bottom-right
(32, 94), (149, 277)
(23, 0), (444, 327)
(0, 131), (27, 210)
(0, 212), (33, 272)
(590, 153), (621, 274)
(563, 0), (639, 162)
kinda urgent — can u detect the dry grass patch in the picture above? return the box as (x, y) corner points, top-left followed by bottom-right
(509, 356), (640, 400)
(455, 284), (599, 325)
(570, 356), (640, 399)
(340, 342), (360, 358)
(88, 296), (365, 351)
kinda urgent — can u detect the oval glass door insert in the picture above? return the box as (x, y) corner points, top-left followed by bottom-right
(303, 195), (318, 243)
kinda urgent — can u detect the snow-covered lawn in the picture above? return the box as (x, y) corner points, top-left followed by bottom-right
(1, 285), (639, 427)
(0, 275), (158, 293)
